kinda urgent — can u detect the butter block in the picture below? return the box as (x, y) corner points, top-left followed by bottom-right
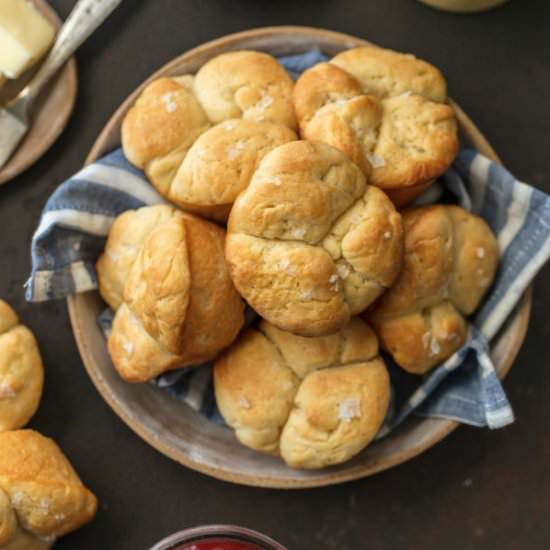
(0, 0), (55, 79)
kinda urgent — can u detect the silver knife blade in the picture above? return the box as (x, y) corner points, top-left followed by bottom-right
(0, 107), (29, 171)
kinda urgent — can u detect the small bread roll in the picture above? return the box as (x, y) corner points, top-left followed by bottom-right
(0, 301), (43, 433)
(0, 430), (97, 548)
(368, 205), (498, 374)
(168, 118), (296, 219)
(214, 318), (390, 469)
(122, 76), (211, 194)
(293, 47), (458, 206)
(193, 51), (297, 129)
(122, 52), (298, 221)
(226, 140), (403, 337)
(102, 205), (245, 382)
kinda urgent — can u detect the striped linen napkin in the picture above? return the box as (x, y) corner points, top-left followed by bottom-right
(26, 51), (550, 432)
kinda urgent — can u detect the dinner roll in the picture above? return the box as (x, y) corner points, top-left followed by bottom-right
(0, 301), (43, 432)
(168, 118), (296, 219)
(368, 205), (498, 374)
(226, 140), (403, 337)
(193, 51), (297, 129)
(122, 76), (211, 195)
(293, 46), (458, 206)
(103, 205), (245, 382)
(122, 52), (298, 221)
(214, 318), (390, 469)
(0, 430), (97, 549)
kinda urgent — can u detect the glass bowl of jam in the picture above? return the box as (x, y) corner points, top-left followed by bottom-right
(149, 525), (286, 550)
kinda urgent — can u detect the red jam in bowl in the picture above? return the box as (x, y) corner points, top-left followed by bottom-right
(176, 540), (262, 550)
(150, 525), (285, 550)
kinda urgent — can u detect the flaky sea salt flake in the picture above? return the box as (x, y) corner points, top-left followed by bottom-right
(238, 398), (251, 410)
(339, 399), (361, 422)
(421, 332), (431, 349)
(122, 341), (134, 355)
(256, 94), (273, 110)
(162, 92), (178, 113)
(430, 337), (441, 356)
(0, 383), (16, 399)
(336, 264), (350, 279)
(292, 228), (306, 240)
(367, 153), (386, 168)
(278, 258), (290, 270)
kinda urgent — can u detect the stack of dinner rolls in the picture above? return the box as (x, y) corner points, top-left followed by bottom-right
(96, 46), (498, 469)
(0, 301), (97, 545)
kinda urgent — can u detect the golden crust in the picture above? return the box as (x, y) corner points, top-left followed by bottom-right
(0, 430), (97, 546)
(214, 318), (390, 469)
(0, 327), (44, 433)
(368, 205), (498, 373)
(331, 45), (447, 102)
(226, 141), (403, 336)
(121, 77), (211, 194)
(107, 304), (183, 383)
(168, 119), (297, 220)
(293, 62), (380, 175)
(105, 205), (245, 382)
(0, 301), (43, 433)
(122, 54), (298, 218)
(280, 359), (389, 469)
(193, 51), (297, 129)
(293, 48), (458, 206)
(214, 330), (300, 455)
(371, 95), (458, 191)
(96, 205), (178, 311)
(175, 212), (245, 366)
(124, 213), (191, 354)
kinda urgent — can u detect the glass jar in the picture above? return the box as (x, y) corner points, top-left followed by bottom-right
(149, 525), (287, 550)
(418, 0), (509, 12)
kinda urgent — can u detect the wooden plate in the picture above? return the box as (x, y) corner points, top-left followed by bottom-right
(0, 0), (77, 185)
(67, 26), (532, 488)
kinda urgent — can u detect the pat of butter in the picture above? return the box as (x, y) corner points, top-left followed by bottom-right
(0, 0), (55, 79)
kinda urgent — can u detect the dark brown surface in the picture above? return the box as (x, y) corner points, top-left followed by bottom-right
(1, 1), (549, 549)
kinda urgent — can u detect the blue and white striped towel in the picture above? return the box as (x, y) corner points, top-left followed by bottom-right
(26, 51), (550, 432)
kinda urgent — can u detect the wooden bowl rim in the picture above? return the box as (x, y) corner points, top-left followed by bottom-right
(0, 0), (78, 185)
(67, 26), (532, 489)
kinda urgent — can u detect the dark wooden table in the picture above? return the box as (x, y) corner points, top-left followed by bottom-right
(1, 1), (549, 549)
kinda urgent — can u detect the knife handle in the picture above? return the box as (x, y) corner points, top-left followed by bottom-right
(23, 0), (123, 104)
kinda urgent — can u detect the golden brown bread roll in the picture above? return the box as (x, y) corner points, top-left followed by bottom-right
(368, 205), (499, 374)
(293, 46), (458, 206)
(0, 430), (97, 549)
(121, 52), (298, 221)
(214, 318), (390, 469)
(226, 140), (403, 337)
(0, 301), (43, 433)
(99, 205), (245, 382)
